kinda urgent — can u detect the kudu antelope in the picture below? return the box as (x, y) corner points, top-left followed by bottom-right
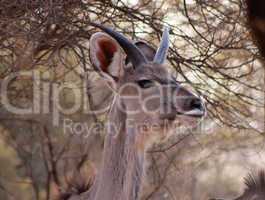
(66, 24), (205, 200)
(246, 0), (265, 58)
(210, 171), (265, 200)
(210, 0), (265, 199)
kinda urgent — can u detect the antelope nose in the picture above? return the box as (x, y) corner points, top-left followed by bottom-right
(184, 97), (205, 117)
(189, 98), (203, 110)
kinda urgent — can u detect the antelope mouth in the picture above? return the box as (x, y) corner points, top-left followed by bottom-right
(179, 97), (206, 118)
(160, 108), (205, 121)
(182, 108), (205, 118)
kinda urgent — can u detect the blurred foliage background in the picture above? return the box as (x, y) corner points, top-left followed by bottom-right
(0, 0), (264, 199)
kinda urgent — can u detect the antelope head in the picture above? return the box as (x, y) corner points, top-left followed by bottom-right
(89, 23), (206, 149)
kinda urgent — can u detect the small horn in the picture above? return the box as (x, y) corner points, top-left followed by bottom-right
(154, 26), (170, 64)
(90, 22), (147, 68)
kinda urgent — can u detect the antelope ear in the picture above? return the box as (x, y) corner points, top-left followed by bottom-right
(125, 41), (156, 64)
(89, 32), (125, 80)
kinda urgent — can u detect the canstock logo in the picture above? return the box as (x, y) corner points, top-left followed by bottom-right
(1, 70), (206, 130)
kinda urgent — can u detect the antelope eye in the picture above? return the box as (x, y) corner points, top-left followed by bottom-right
(137, 79), (155, 89)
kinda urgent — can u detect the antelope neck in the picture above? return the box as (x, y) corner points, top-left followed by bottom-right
(93, 100), (145, 200)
